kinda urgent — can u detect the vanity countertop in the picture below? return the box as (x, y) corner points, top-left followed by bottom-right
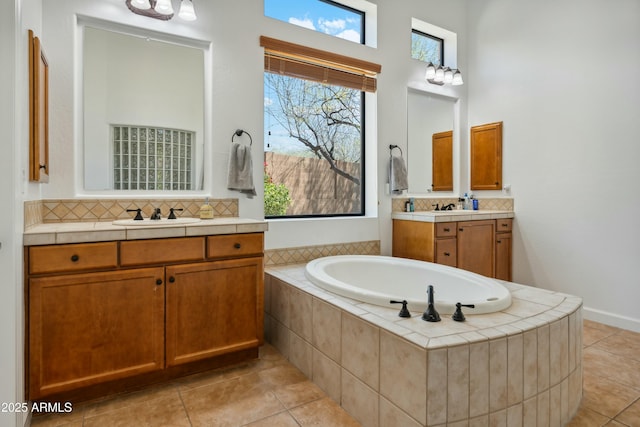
(392, 210), (514, 223)
(24, 217), (268, 246)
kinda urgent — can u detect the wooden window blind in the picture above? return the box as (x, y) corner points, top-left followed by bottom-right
(260, 36), (381, 93)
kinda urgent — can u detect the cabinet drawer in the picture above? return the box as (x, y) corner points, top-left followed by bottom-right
(120, 237), (205, 266)
(207, 233), (264, 259)
(435, 238), (457, 267)
(496, 218), (513, 233)
(29, 242), (118, 274)
(435, 222), (457, 238)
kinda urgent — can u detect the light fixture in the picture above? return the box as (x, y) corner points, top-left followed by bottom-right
(425, 63), (464, 86)
(179, 0), (197, 21)
(126, 0), (197, 21)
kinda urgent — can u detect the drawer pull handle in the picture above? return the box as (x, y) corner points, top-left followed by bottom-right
(443, 228), (450, 232)
(234, 243), (241, 249)
(70, 254), (80, 262)
(444, 252), (450, 256)
(169, 276), (175, 283)
(501, 223), (508, 227)
(156, 279), (163, 286)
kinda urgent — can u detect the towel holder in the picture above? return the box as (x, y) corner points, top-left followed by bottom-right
(389, 144), (403, 157)
(232, 129), (253, 146)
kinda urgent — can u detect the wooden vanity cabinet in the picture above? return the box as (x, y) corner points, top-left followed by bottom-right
(393, 218), (511, 279)
(26, 233), (264, 401)
(495, 219), (513, 281)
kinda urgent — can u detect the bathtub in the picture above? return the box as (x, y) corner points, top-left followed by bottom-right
(305, 255), (511, 314)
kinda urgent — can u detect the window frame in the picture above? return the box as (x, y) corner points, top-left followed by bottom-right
(411, 29), (444, 65)
(263, 75), (367, 219)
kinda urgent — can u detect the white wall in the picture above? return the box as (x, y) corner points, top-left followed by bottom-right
(467, 0), (640, 331)
(41, 0), (468, 253)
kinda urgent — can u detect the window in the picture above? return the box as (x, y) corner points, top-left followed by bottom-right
(112, 125), (194, 190)
(411, 29), (444, 65)
(264, 0), (365, 44)
(260, 37), (381, 218)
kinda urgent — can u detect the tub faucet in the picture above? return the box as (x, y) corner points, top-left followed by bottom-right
(422, 285), (441, 322)
(150, 208), (162, 220)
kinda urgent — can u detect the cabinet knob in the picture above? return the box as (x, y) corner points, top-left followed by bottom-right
(501, 223), (508, 227)
(156, 279), (163, 285)
(70, 254), (79, 262)
(444, 252), (450, 256)
(459, 228), (464, 232)
(443, 227), (450, 232)
(234, 243), (241, 249)
(169, 276), (175, 283)
(497, 240), (502, 244)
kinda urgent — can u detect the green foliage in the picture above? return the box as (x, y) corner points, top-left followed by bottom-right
(264, 173), (292, 216)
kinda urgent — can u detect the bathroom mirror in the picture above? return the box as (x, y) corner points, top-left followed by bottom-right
(82, 25), (206, 191)
(406, 89), (456, 194)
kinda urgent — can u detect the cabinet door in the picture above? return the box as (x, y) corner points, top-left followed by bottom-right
(29, 268), (165, 399)
(457, 220), (495, 277)
(432, 130), (453, 191)
(392, 220), (435, 261)
(495, 232), (513, 281)
(470, 121), (502, 190)
(165, 257), (264, 367)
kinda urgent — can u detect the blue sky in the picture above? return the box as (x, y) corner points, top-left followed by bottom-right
(264, 0), (362, 43)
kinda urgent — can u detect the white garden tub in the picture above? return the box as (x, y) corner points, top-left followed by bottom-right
(305, 255), (511, 314)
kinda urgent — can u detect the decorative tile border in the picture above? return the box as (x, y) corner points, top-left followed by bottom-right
(265, 240), (380, 266)
(392, 197), (514, 212)
(24, 198), (238, 227)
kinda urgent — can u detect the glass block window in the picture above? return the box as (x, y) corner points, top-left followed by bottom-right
(112, 125), (194, 190)
(411, 29), (444, 65)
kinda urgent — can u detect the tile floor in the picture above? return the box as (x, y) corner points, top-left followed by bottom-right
(30, 320), (640, 427)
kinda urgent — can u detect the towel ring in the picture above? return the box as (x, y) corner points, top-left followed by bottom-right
(389, 144), (403, 157)
(232, 129), (253, 146)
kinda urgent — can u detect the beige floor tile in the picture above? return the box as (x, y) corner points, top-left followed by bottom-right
(290, 397), (361, 427)
(244, 411), (301, 426)
(583, 346), (640, 390)
(615, 397), (640, 426)
(566, 406), (611, 426)
(273, 380), (326, 409)
(581, 370), (640, 418)
(83, 393), (190, 427)
(594, 330), (640, 363)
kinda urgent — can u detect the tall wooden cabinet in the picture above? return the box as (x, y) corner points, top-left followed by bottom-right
(26, 232), (264, 401)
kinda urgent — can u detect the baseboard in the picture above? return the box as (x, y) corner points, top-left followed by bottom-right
(583, 306), (640, 333)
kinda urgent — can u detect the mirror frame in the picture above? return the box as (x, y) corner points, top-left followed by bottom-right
(74, 16), (213, 196)
(405, 86), (460, 196)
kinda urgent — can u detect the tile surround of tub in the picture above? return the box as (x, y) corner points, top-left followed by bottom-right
(392, 197), (514, 212)
(265, 265), (583, 427)
(265, 240), (380, 266)
(24, 198), (238, 227)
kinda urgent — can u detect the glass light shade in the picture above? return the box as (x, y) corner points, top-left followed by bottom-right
(131, 0), (151, 9)
(452, 70), (464, 86)
(178, 0), (197, 21)
(444, 67), (453, 83)
(155, 0), (174, 15)
(425, 63), (436, 80)
(434, 66), (445, 82)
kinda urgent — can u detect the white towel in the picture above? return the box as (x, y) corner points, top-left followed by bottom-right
(227, 143), (256, 197)
(389, 155), (408, 194)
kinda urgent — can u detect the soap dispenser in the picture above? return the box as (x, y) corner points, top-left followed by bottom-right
(199, 198), (214, 219)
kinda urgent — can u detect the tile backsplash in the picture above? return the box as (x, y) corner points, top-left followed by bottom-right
(24, 198), (238, 228)
(392, 197), (514, 212)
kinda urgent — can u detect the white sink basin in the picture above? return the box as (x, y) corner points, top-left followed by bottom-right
(112, 217), (201, 226)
